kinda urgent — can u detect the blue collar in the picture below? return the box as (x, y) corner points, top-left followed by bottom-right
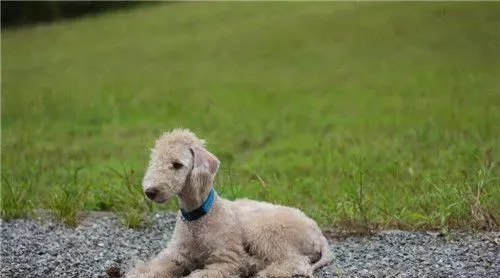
(180, 188), (216, 221)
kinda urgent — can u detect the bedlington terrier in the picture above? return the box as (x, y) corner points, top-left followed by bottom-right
(126, 129), (330, 278)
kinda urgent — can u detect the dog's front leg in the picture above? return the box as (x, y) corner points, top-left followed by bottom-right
(185, 263), (240, 278)
(125, 248), (189, 278)
(185, 249), (247, 278)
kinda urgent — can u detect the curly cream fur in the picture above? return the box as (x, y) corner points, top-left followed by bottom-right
(126, 129), (330, 278)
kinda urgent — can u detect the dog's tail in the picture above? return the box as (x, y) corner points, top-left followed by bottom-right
(312, 236), (331, 270)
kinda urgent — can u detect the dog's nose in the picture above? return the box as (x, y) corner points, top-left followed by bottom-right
(145, 188), (158, 200)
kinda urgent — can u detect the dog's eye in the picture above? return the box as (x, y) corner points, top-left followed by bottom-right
(172, 162), (183, 170)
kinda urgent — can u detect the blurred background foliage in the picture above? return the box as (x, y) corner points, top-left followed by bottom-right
(1, 1), (149, 28)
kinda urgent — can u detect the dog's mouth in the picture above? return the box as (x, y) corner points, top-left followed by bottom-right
(152, 198), (169, 204)
(144, 188), (169, 203)
(149, 194), (170, 204)
(149, 195), (169, 203)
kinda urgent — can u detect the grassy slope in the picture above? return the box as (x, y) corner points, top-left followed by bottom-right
(2, 2), (499, 229)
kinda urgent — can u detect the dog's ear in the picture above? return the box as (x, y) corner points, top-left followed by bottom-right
(189, 146), (220, 188)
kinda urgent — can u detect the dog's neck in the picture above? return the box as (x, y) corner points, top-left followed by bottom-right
(179, 187), (216, 221)
(177, 183), (213, 212)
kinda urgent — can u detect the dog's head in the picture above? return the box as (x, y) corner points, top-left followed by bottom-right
(142, 129), (219, 203)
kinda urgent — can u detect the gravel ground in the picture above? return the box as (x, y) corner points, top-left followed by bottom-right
(1, 212), (499, 278)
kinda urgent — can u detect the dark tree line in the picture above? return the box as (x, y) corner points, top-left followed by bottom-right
(1, 1), (146, 28)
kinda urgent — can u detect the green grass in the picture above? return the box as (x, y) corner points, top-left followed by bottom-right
(2, 2), (499, 230)
(47, 167), (88, 226)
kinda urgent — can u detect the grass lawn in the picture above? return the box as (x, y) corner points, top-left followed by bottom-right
(2, 2), (499, 230)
